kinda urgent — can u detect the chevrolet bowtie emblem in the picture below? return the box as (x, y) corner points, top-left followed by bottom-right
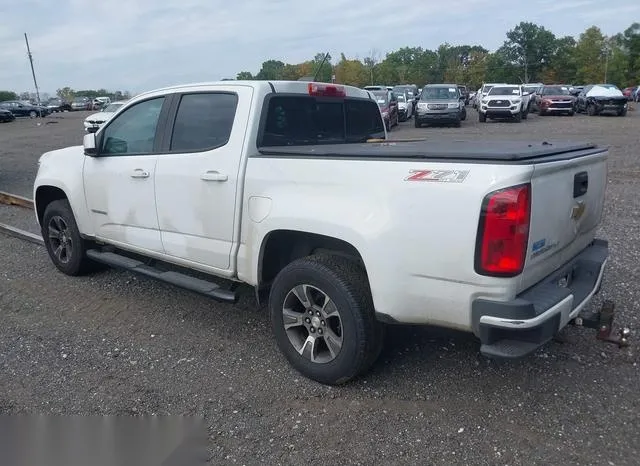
(571, 201), (586, 220)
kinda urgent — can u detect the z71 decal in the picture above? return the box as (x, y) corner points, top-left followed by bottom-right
(405, 169), (470, 183)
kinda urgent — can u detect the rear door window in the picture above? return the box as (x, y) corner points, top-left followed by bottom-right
(259, 96), (385, 147)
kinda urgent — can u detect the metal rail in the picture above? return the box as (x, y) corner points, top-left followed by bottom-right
(0, 222), (43, 245)
(0, 191), (41, 245)
(0, 191), (34, 209)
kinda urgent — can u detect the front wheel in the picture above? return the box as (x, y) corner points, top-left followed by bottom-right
(514, 111), (522, 122)
(587, 104), (597, 116)
(414, 119), (421, 128)
(42, 199), (97, 276)
(618, 108), (627, 117)
(461, 108), (467, 121)
(29, 110), (37, 118)
(269, 255), (384, 385)
(479, 112), (486, 122)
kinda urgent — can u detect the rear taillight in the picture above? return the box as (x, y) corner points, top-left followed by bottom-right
(475, 183), (531, 277)
(308, 83), (346, 97)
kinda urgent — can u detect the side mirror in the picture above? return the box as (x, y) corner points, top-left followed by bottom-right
(83, 133), (97, 156)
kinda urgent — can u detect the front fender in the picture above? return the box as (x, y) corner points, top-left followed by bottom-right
(33, 146), (93, 235)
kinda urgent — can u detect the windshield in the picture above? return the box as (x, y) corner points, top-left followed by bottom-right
(542, 86), (570, 96)
(421, 87), (459, 100)
(103, 103), (124, 112)
(259, 96), (385, 147)
(73, 97), (87, 102)
(489, 86), (520, 96)
(371, 92), (388, 105)
(395, 93), (406, 102)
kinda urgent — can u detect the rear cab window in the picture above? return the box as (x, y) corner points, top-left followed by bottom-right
(259, 95), (385, 147)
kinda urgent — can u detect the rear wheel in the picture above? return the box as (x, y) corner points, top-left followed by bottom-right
(269, 254), (384, 385)
(514, 111), (522, 123)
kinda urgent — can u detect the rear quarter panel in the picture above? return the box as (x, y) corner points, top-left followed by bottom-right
(238, 156), (534, 329)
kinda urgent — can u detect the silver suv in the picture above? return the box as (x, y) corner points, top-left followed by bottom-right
(414, 84), (466, 128)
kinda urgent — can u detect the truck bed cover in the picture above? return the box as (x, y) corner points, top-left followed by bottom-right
(258, 140), (603, 163)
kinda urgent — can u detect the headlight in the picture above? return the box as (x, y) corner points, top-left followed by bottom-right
(447, 102), (459, 109)
(382, 111), (389, 118)
(482, 99), (489, 103)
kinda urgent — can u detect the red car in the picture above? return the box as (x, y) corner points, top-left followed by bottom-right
(536, 85), (576, 116)
(622, 87), (635, 101)
(370, 90), (399, 131)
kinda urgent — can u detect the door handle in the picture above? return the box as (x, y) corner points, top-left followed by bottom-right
(130, 169), (150, 179)
(201, 171), (228, 182)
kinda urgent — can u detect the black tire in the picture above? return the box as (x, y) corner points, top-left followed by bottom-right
(539, 109), (546, 116)
(514, 111), (522, 122)
(29, 110), (37, 118)
(587, 104), (597, 116)
(453, 119), (461, 128)
(269, 254), (383, 385)
(522, 110), (528, 120)
(618, 108), (627, 117)
(42, 199), (97, 276)
(479, 112), (486, 122)
(414, 119), (421, 128)
(461, 108), (467, 121)
(568, 111), (575, 116)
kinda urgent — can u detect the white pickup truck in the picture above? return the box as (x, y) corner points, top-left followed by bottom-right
(34, 80), (615, 385)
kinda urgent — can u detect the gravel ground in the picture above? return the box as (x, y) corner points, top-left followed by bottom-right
(0, 109), (639, 465)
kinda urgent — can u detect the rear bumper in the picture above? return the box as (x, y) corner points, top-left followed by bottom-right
(472, 239), (608, 359)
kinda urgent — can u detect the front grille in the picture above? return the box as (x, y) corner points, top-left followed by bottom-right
(488, 100), (510, 107)
(550, 102), (573, 109)
(427, 103), (447, 110)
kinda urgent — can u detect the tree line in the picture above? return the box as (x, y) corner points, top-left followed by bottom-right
(0, 87), (131, 103)
(235, 22), (640, 90)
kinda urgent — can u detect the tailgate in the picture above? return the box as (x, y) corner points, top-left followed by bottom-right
(520, 149), (608, 291)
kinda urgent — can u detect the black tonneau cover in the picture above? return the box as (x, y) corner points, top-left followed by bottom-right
(257, 140), (603, 163)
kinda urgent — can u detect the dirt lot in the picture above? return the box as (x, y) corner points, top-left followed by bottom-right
(0, 109), (639, 465)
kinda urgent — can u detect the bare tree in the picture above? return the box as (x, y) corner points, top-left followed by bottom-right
(363, 49), (380, 85)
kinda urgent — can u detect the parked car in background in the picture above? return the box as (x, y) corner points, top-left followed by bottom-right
(576, 84), (628, 116)
(93, 96), (111, 110)
(392, 84), (419, 111)
(536, 85), (575, 116)
(633, 85), (640, 102)
(45, 98), (72, 112)
(71, 96), (92, 111)
(457, 85), (469, 105)
(473, 83), (506, 109)
(393, 90), (413, 122)
(569, 86), (584, 97)
(0, 108), (15, 122)
(478, 85), (527, 122)
(622, 87), (635, 100)
(0, 100), (49, 118)
(83, 101), (127, 133)
(415, 84), (466, 128)
(371, 89), (399, 131)
(363, 85), (388, 91)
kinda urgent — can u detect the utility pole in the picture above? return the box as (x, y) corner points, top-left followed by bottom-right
(24, 33), (41, 104)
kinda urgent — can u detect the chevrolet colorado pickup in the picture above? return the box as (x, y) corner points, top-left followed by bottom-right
(34, 80), (613, 385)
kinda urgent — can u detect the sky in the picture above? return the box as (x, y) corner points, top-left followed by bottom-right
(0, 0), (638, 96)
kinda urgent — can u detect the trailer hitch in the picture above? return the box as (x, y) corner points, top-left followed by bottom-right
(572, 300), (630, 348)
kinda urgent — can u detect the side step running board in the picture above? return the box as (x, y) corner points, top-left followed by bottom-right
(86, 249), (238, 303)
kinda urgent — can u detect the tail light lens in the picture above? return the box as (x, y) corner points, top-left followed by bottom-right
(475, 183), (531, 277)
